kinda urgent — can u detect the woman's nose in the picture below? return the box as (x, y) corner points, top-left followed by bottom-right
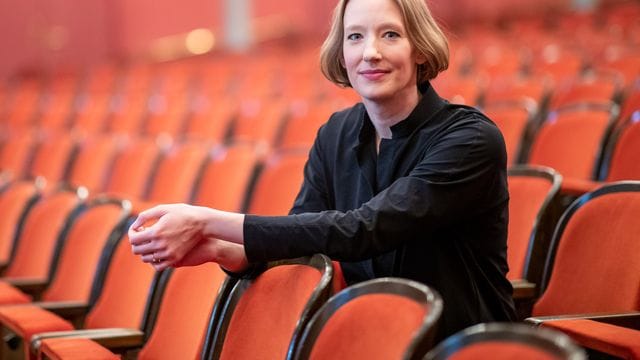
(363, 39), (382, 61)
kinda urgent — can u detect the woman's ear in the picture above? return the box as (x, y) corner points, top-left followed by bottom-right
(340, 56), (346, 68)
(416, 53), (427, 65)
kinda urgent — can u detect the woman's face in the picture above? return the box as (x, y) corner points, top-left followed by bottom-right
(342, 0), (424, 104)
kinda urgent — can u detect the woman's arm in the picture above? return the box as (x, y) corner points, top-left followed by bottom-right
(128, 204), (246, 271)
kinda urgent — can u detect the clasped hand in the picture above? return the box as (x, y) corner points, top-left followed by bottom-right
(128, 203), (248, 272)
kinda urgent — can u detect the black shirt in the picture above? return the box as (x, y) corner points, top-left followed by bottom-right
(243, 83), (516, 340)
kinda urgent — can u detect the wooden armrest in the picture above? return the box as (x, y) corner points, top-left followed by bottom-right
(511, 279), (537, 300)
(33, 301), (89, 320)
(526, 311), (640, 330)
(4, 278), (48, 298)
(31, 328), (144, 354)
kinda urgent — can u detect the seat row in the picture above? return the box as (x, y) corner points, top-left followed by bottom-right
(0, 163), (637, 358)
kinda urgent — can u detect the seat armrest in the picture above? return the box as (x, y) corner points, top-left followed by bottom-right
(511, 279), (537, 300)
(526, 311), (640, 329)
(33, 301), (89, 322)
(31, 328), (144, 354)
(526, 312), (640, 359)
(3, 278), (48, 298)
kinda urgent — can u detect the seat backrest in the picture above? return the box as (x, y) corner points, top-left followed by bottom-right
(483, 76), (549, 107)
(66, 134), (121, 193)
(137, 263), (228, 360)
(294, 277), (442, 360)
(483, 101), (536, 165)
(72, 92), (112, 135)
(27, 132), (78, 185)
(424, 323), (586, 360)
(0, 130), (37, 181)
(532, 182), (640, 316)
(618, 86), (640, 126)
(82, 228), (157, 330)
(278, 101), (334, 151)
(0, 181), (41, 265)
(40, 197), (131, 302)
(599, 116), (640, 182)
(106, 93), (149, 135)
(527, 107), (613, 180)
(3, 187), (86, 280)
(183, 95), (236, 144)
(232, 99), (288, 149)
(103, 136), (163, 200)
(246, 150), (308, 215)
(193, 144), (259, 211)
(144, 141), (210, 203)
(3, 80), (41, 131)
(548, 74), (621, 109)
(207, 254), (333, 360)
(506, 166), (562, 284)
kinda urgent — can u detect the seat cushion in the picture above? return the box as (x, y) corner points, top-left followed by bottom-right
(542, 319), (640, 359)
(0, 281), (33, 305)
(0, 305), (74, 341)
(39, 337), (120, 360)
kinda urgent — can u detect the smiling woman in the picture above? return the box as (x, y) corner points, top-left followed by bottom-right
(130, 0), (516, 344)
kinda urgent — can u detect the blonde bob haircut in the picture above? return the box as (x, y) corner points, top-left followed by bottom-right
(320, 0), (449, 88)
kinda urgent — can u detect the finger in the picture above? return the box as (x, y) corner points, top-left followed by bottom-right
(130, 205), (168, 231)
(131, 241), (160, 256)
(128, 228), (152, 246)
(140, 253), (155, 263)
(153, 260), (171, 271)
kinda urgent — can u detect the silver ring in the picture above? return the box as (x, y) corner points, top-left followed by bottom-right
(152, 253), (158, 263)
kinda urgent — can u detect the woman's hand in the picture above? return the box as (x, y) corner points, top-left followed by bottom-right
(128, 203), (247, 271)
(175, 239), (249, 273)
(129, 204), (214, 270)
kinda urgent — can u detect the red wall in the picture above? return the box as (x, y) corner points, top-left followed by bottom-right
(0, 0), (586, 80)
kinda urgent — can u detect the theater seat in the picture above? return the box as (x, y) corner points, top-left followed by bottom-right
(506, 166), (561, 304)
(204, 254), (333, 360)
(0, 198), (130, 359)
(528, 182), (640, 318)
(535, 314), (640, 359)
(425, 323), (586, 359)
(36, 263), (230, 360)
(293, 277), (442, 360)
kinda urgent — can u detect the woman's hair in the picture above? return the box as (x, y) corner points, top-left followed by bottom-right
(320, 0), (449, 87)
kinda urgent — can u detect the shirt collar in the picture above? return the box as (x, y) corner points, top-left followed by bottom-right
(389, 81), (445, 138)
(356, 81), (445, 146)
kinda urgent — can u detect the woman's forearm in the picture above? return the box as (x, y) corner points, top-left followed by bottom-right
(201, 208), (246, 245)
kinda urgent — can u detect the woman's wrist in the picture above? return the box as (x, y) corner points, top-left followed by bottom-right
(215, 240), (249, 273)
(201, 207), (245, 245)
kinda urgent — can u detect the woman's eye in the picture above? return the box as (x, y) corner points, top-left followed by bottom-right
(347, 33), (362, 41)
(383, 31), (400, 39)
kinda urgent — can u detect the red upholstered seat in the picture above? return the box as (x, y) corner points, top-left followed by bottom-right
(449, 342), (561, 360)
(425, 323), (585, 360)
(207, 255), (333, 360)
(39, 337), (120, 360)
(0, 305), (75, 345)
(311, 294), (427, 360)
(247, 150), (308, 215)
(532, 183), (640, 317)
(0, 188), (85, 304)
(527, 107), (613, 186)
(506, 166), (561, 285)
(294, 277), (442, 360)
(541, 319), (640, 359)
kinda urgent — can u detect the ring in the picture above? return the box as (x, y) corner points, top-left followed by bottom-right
(152, 253), (158, 263)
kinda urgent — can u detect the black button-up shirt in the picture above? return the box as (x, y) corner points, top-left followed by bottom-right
(244, 83), (516, 339)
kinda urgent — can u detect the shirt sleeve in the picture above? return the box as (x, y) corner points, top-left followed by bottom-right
(244, 113), (508, 263)
(289, 123), (332, 215)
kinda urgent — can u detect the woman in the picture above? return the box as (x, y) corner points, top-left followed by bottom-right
(130, 0), (516, 340)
